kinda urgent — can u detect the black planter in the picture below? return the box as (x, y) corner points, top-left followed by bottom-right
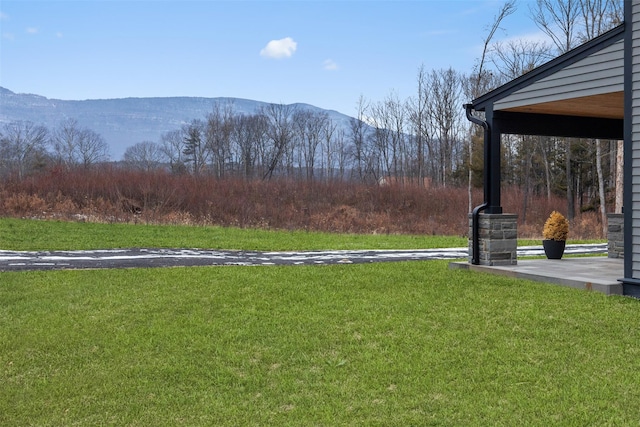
(543, 239), (566, 259)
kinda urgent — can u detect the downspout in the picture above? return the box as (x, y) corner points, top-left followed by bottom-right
(464, 104), (490, 265)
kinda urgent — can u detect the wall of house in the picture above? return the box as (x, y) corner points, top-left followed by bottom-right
(632, 1), (640, 278)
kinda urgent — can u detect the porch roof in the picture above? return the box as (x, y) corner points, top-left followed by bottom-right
(470, 24), (625, 126)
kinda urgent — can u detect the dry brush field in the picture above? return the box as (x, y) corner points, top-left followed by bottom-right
(0, 166), (605, 240)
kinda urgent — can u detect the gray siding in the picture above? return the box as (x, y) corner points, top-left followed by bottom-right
(632, 1), (640, 278)
(495, 39), (623, 111)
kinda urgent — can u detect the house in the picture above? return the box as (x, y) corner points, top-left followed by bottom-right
(464, 0), (640, 296)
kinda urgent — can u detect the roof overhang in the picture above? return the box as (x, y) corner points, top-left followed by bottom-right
(501, 91), (623, 120)
(470, 24), (625, 127)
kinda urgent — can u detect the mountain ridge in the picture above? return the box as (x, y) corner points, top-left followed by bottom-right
(0, 87), (355, 159)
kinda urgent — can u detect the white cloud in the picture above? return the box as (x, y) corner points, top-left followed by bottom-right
(26, 27), (38, 34)
(323, 59), (338, 71)
(260, 37), (297, 59)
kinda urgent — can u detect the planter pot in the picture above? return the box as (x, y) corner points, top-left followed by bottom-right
(543, 239), (566, 259)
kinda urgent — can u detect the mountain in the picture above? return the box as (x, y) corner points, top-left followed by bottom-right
(0, 87), (355, 159)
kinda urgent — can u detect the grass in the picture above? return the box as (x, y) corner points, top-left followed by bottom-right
(0, 217), (467, 251)
(0, 218), (625, 425)
(2, 262), (640, 425)
(0, 218), (602, 252)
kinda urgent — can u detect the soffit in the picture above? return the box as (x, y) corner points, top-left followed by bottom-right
(500, 91), (624, 120)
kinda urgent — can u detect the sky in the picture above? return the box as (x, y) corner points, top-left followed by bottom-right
(0, 0), (544, 116)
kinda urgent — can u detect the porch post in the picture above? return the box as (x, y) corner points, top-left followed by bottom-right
(466, 104), (516, 265)
(485, 104), (503, 214)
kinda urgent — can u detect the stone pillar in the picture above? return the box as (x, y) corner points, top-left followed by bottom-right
(607, 213), (624, 259)
(469, 213), (518, 266)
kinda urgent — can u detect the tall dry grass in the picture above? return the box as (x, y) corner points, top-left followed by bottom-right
(0, 166), (606, 239)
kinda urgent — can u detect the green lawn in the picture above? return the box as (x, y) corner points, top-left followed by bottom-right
(0, 218), (631, 425)
(2, 263), (640, 425)
(0, 217), (467, 251)
(0, 218), (596, 252)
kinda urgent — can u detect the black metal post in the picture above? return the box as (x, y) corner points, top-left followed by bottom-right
(485, 105), (503, 214)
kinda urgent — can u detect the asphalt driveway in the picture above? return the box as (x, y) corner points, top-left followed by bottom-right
(0, 244), (607, 271)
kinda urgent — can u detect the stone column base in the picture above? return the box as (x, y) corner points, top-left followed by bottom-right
(607, 213), (624, 259)
(469, 213), (518, 266)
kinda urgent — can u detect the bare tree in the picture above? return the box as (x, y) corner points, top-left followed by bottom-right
(615, 139), (623, 213)
(531, 0), (581, 53)
(368, 99), (393, 181)
(349, 95), (372, 182)
(535, 2), (623, 62)
(52, 118), (84, 167)
(52, 118), (109, 168)
(231, 114), (267, 178)
(293, 109), (328, 180)
(123, 141), (164, 171)
(182, 119), (208, 176)
(77, 129), (109, 168)
(160, 129), (188, 174)
(491, 39), (554, 80)
(320, 116), (338, 181)
(406, 65), (430, 186)
(595, 139), (607, 235)
(0, 120), (49, 178)
(538, 137), (553, 201)
(261, 103), (295, 180)
(473, 0), (517, 97)
(332, 128), (349, 181)
(205, 101), (235, 178)
(428, 68), (465, 186)
(578, 0), (623, 42)
(368, 92), (407, 182)
(387, 93), (408, 181)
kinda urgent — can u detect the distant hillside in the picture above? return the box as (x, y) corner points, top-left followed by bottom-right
(0, 87), (355, 159)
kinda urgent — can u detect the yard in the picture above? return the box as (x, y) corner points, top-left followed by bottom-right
(1, 220), (638, 425)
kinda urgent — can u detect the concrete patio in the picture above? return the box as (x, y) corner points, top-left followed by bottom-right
(450, 256), (624, 296)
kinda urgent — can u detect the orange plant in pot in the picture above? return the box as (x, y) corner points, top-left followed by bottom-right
(542, 211), (569, 259)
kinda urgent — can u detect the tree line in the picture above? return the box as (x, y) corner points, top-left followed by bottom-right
(0, 118), (109, 179)
(122, 71), (469, 188)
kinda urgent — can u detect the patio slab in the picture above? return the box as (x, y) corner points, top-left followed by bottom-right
(449, 257), (624, 296)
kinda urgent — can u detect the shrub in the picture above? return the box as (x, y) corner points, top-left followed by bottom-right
(543, 211), (569, 241)
(1, 192), (48, 216)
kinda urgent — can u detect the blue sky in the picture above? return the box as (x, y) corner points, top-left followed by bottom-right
(0, 0), (542, 116)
